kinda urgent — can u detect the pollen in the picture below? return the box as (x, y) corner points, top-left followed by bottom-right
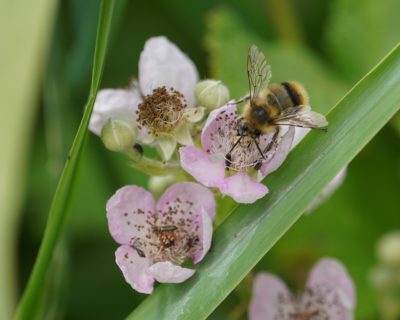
(137, 86), (187, 134)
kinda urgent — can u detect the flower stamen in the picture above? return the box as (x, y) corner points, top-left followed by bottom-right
(137, 86), (187, 134)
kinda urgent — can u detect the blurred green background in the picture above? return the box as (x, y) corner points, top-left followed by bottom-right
(2, 0), (399, 319)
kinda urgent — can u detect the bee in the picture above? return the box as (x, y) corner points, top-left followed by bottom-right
(226, 45), (328, 169)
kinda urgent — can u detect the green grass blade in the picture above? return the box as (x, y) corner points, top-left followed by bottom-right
(127, 43), (400, 320)
(14, 1), (115, 319)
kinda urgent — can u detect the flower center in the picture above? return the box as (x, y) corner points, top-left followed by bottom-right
(130, 197), (201, 265)
(276, 286), (344, 320)
(137, 86), (187, 134)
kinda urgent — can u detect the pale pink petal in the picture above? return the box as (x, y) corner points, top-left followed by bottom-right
(149, 261), (196, 283)
(249, 273), (292, 320)
(157, 182), (216, 221)
(179, 145), (226, 189)
(139, 36), (198, 107)
(106, 185), (155, 245)
(201, 104), (237, 152)
(307, 258), (356, 311)
(306, 167), (347, 213)
(89, 88), (141, 136)
(259, 126), (295, 178)
(291, 127), (310, 149)
(192, 209), (213, 264)
(115, 245), (154, 294)
(220, 172), (268, 203)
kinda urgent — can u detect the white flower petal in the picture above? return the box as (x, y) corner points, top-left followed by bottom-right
(89, 88), (141, 136)
(139, 36), (198, 107)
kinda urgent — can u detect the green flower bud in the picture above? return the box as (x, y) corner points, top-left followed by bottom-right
(101, 119), (137, 152)
(377, 231), (400, 267)
(195, 79), (230, 110)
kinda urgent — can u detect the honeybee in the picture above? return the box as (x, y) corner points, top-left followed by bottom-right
(226, 45), (328, 169)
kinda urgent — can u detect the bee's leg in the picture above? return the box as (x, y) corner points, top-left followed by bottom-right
(254, 161), (262, 171)
(225, 136), (243, 170)
(228, 95), (250, 106)
(225, 154), (232, 171)
(263, 127), (280, 154)
(252, 137), (266, 160)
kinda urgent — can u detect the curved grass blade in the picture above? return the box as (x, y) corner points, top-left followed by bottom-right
(14, 1), (115, 319)
(127, 43), (400, 320)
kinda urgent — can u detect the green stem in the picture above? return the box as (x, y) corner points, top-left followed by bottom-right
(126, 148), (183, 176)
(14, 1), (115, 319)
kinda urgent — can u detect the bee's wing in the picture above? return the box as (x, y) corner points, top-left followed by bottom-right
(247, 45), (272, 100)
(273, 105), (328, 129)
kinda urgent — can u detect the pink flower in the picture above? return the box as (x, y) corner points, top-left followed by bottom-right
(249, 258), (356, 320)
(106, 182), (215, 294)
(179, 104), (295, 203)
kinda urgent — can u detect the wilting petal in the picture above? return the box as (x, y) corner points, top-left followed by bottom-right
(139, 36), (198, 107)
(150, 261), (196, 283)
(307, 258), (356, 311)
(259, 126), (295, 178)
(106, 185), (155, 245)
(184, 106), (205, 123)
(292, 127), (311, 149)
(220, 171), (268, 203)
(179, 146), (226, 189)
(157, 182), (216, 221)
(175, 123), (193, 146)
(306, 167), (347, 213)
(192, 209), (213, 264)
(115, 246), (154, 294)
(157, 135), (177, 161)
(89, 88), (141, 136)
(249, 273), (292, 320)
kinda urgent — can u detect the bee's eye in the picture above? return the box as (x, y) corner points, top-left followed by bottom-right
(252, 106), (268, 121)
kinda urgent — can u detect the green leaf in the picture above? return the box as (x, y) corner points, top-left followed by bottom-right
(14, 1), (115, 319)
(126, 41), (400, 320)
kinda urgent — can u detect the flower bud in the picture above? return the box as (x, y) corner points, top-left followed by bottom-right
(377, 231), (400, 267)
(195, 79), (230, 110)
(101, 119), (137, 152)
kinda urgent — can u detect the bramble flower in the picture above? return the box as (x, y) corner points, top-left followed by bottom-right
(180, 104), (295, 203)
(106, 182), (215, 294)
(249, 258), (356, 320)
(89, 36), (204, 160)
